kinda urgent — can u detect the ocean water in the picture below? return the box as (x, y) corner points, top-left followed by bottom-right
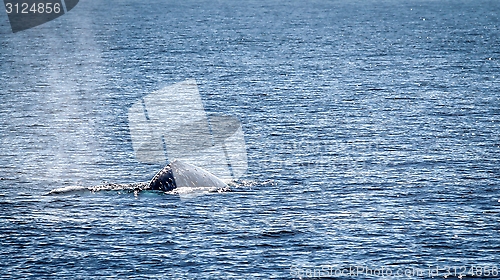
(1, 0), (499, 279)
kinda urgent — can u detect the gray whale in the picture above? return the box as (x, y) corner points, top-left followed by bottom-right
(47, 160), (228, 195)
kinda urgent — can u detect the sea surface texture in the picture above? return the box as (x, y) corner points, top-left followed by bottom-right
(0, 0), (499, 279)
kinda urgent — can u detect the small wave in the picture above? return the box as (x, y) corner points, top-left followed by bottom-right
(88, 182), (148, 192)
(227, 179), (275, 189)
(165, 186), (232, 200)
(261, 229), (298, 238)
(46, 182), (148, 196)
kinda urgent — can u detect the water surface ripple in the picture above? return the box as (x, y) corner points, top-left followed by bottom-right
(0, 0), (499, 279)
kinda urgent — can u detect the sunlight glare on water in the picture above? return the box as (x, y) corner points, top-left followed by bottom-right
(0, 0), (499, 279)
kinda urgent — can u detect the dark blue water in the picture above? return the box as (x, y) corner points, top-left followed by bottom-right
(1, 0), (499, 279)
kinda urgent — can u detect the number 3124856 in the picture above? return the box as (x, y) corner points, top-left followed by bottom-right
(5, 3), (62, 14)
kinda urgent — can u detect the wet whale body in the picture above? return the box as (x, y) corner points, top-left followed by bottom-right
(47, 160), (228, 195)
(146, 160), (228, 192)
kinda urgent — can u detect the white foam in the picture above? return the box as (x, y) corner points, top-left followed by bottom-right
(46, 185), (90, 195)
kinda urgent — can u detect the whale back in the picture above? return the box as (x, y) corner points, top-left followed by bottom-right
(148, 160), (228, 192)
(148, 163), (176, 192)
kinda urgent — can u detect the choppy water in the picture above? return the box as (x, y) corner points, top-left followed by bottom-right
(1, 0), (499, 279)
